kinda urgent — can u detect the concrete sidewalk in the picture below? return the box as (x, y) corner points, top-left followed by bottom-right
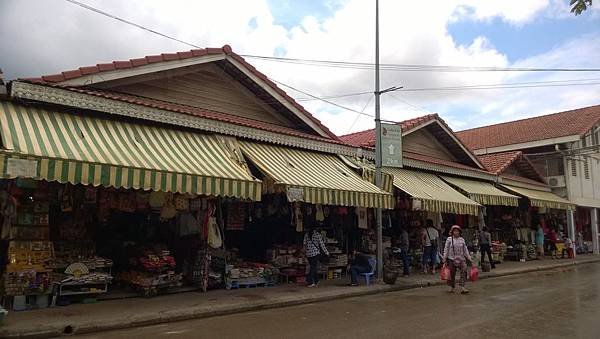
(2, 255), (599, 338)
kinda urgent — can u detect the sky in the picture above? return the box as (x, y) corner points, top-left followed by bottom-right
(0, 0), (599, 136)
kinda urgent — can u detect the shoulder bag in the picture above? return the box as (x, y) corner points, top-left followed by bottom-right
(310, 234), (330, 264)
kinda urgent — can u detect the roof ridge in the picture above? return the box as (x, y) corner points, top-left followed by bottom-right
(339, 113), (438, 138)
(457, 104), (600, 133)
(338, 128), (375, 138)
(20, 44), (340, 141)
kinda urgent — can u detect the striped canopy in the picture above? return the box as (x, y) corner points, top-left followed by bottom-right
(0, 101), (261, 200)
(239, 141), (394, 209)
(384, 167), (481, 215)
(441, 176), (519, 207)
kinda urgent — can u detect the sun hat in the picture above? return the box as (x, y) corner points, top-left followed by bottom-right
(449, 225), (462, 235)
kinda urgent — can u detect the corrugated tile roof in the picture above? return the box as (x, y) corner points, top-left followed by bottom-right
(24, 45), (339, 140)
(457, 105), (600, 150)
(339, 114), (439, 147)
(478, 151), (523, 174)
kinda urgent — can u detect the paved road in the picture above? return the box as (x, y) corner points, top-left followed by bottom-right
(75, 263), (600, 339)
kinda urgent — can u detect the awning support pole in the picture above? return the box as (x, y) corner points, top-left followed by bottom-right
(591, 208), (599, 255)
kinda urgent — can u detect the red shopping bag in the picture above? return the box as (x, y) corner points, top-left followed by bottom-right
(470, 266), (479, 282)
(440, 264), (450, 281)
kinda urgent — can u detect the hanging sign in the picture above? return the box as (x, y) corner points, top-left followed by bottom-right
(6, 158), (38, 178)
(286, 187), (305, 202)
(380, 123), (403, 168)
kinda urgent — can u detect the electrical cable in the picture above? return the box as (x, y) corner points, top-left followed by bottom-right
(64, 0), (600, 74)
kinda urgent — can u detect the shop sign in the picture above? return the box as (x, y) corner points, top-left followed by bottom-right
(6, 158), (38, 178)
(380, 123), (403, 168)
(286, 187), (304, 202)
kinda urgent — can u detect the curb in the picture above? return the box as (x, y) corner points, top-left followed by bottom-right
(3, 258), (600, 338)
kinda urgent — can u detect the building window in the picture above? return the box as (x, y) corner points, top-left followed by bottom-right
(584, 156), (590, 179)
(593, 131), (599, 146)
(571, 159), (577, 177)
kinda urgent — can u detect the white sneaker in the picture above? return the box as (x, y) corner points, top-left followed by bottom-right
(460, 287), (470, 294)
(447, 286), (455, 293)
(307, 283), (316, 288)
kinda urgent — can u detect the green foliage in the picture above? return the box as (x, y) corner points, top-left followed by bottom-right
(570, 0), (593, 15)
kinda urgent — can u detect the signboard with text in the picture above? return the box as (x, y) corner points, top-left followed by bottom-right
(380, 123), (403, 168)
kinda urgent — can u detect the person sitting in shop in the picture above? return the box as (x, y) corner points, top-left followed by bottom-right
(303, 227), (329, 288)
(443, 225), (472, 294)
(348, 250), (374, 286)
(561, 235), (574, 259)
(479, 227), (495, 269)
(421, 219), (439, 275)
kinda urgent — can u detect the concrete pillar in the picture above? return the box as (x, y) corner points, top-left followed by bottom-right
(592, 208), (599, 255)
(567, 209), (576, 258)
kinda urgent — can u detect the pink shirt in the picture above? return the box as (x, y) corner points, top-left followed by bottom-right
(443, 236), (472, 262)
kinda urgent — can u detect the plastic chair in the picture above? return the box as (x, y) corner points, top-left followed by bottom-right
(361, 258), (377, 286)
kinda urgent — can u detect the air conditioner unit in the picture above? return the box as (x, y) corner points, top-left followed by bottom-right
(547, 175), (566, 188)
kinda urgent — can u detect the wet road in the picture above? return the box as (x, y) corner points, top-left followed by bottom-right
(76, 263), (600, 339)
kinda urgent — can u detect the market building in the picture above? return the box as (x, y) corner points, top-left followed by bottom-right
(0, 45), (393, 310)
(341, 113), (574, 267)
(457, 106), (600, 256)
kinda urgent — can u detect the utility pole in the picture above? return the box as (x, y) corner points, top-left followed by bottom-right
(374, 0), (384, 280)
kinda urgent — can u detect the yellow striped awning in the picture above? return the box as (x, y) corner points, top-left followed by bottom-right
(501, 184), (575, 210)
(441, 176), (519, 206)
(384, 167), (480, 215)
(0, 101), (261, 200)
(338, 156), (394, 193)
(239, 141), (394, 209)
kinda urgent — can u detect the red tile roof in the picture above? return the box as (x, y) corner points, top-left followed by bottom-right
(478, 151), (546, 183)
(339, 114), (439, 147)
(24, 45), (339, 141)
(20, 80), (346, 146)
(457, 105), (600, 150)
(478, 151), (522, 174)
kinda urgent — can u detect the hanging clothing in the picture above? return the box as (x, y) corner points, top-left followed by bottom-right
(226, 202), (246, 231)
(356, 207), (368, 229)
(315, 204), (325, 222)
(177, 212), (200, 236)
(294, 203), (304, 232)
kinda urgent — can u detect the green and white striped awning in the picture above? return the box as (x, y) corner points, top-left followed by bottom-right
(501, 184), (575, 210)
(0, 101), (261, 200)
(384, 167), (481, 215)
(240, 141), (394, 209)
(441, 176), (519, 207)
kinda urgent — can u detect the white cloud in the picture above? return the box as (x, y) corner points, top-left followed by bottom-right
(0, 0), (597, 137)
(456, 0), (550, 25)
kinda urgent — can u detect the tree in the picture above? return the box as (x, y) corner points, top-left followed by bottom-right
(570, 0), (593, 15)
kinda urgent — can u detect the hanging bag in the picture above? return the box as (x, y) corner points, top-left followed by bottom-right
(440, 264), (450, 281)
(469, 266), (479, 282)
(310, 234), (329, 264)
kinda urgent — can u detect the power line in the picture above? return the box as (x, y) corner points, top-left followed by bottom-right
(64, 0), (201, 49)
(347, 95), (375, 134)
(271, 79), (375, 118)
(288, 78), (600, 103)
(64, 0), (600, 75)
(397, 80), (600, 92)
(242, 55), (600, 73)
(386, 94), (431, 113)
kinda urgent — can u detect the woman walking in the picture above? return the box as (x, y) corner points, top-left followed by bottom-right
(303, 227), (329, 287)
(443, 225), (472, 294)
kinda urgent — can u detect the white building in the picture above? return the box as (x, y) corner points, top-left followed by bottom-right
(457, 105), (600, 255)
